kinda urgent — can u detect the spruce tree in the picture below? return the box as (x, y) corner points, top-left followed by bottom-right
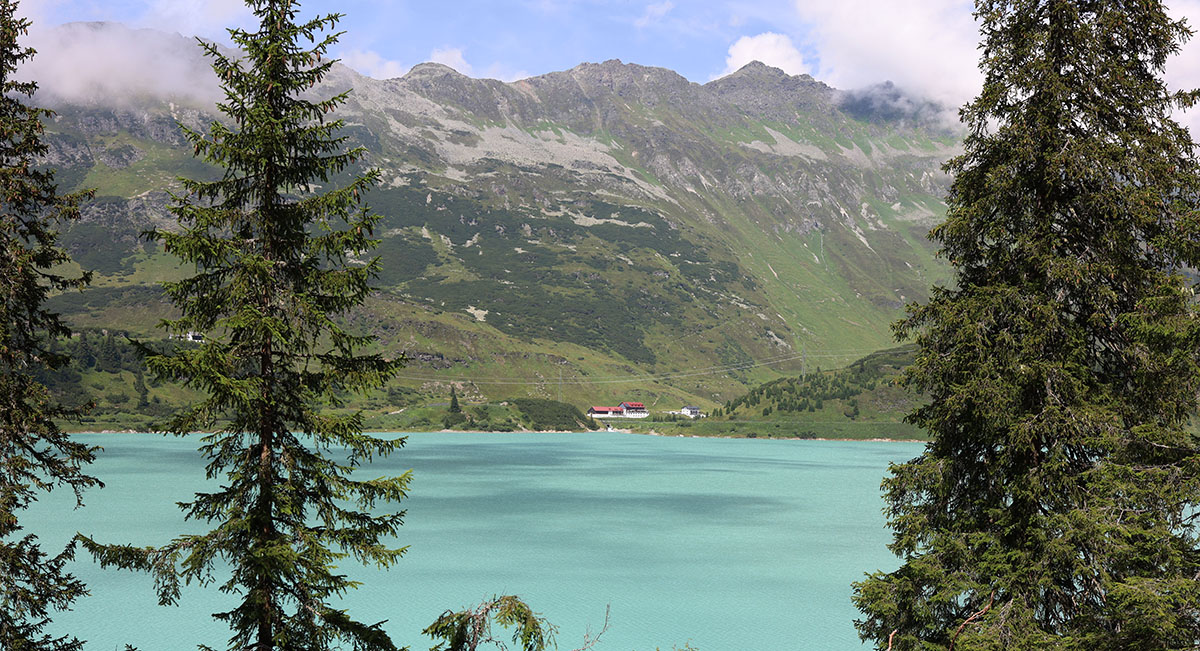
(854, 1), (1200, 649)
(0, 0), (99, 649)
(85, 2), (408, 650)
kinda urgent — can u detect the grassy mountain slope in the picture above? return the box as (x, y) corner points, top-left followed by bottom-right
(39, 23), (957, 414)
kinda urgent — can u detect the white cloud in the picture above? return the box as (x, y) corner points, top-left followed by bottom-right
(340, 48), (409, 80)
(23, 21), (220, 106)
(426, 47), (529, 82)
(634, 1), (674, 29)
(479, 63), (531, 83)
(791, 0), (979, 108)
(430, 46), (473, 75)
(143, 0), (254, 38)
(1166, 0), (1200, 138)
(784, 0), (1200, 132)
(716, 32), (809, 79)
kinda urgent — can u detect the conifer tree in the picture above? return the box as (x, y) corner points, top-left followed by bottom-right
(0, 0), (99, 649)
(854, 1), (1200, 649)
(85, 2), (408, 650)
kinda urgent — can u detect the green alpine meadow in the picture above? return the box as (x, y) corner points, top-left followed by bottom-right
(36, 27), (960, 432)
(5, 0), (1200, 649)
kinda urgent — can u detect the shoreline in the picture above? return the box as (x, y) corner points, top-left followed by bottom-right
(69, 427), (926, 442)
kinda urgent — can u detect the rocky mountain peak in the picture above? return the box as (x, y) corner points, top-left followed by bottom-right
(725, 60), (797, 81)
(562, 58), (695, 93)
(404, 62), (467, 80)
(705, 61), (833, 117)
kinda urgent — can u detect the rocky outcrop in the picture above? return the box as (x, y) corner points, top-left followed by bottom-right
(79, 192), (173, 229)
(42, 132), (93, 168)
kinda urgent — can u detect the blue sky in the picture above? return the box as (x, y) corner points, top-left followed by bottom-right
(20, 0), (1200, 125)
(26, 1), (824, 84)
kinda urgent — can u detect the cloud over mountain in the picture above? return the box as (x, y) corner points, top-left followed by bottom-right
(339, 48), (410, 80)
(717, 32), (809, 80)
(791, 0), (980, 109)
(24, 21), (221, 107)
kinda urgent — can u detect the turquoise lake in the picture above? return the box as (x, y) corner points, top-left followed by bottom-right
(29, 432), (923, 650)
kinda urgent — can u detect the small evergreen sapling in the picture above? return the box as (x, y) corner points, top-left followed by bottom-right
(424, 596), (556, 651)
(424, 596), (612, 651)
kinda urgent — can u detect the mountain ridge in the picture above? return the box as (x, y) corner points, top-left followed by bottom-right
(36, 21), (958, 416)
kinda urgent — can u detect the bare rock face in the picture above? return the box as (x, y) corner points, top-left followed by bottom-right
(42, 132), (94, 169)
(97, 143), (145, 168)
(71, 109), (194, 146)
(79, 191), (172, 229)
(705, 61), (835, 117)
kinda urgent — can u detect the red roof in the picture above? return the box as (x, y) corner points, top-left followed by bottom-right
(589, 406), (621, 413)
(621, 402), (646, 410)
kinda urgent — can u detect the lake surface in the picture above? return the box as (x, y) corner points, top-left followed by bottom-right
(28, 432), (923, 650)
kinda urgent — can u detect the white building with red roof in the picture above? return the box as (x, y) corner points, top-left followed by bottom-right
(618, 402), (648, 418)
(586, 402), (650, 419)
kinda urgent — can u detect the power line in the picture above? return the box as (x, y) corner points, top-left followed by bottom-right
(397, 350), (800, 385)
